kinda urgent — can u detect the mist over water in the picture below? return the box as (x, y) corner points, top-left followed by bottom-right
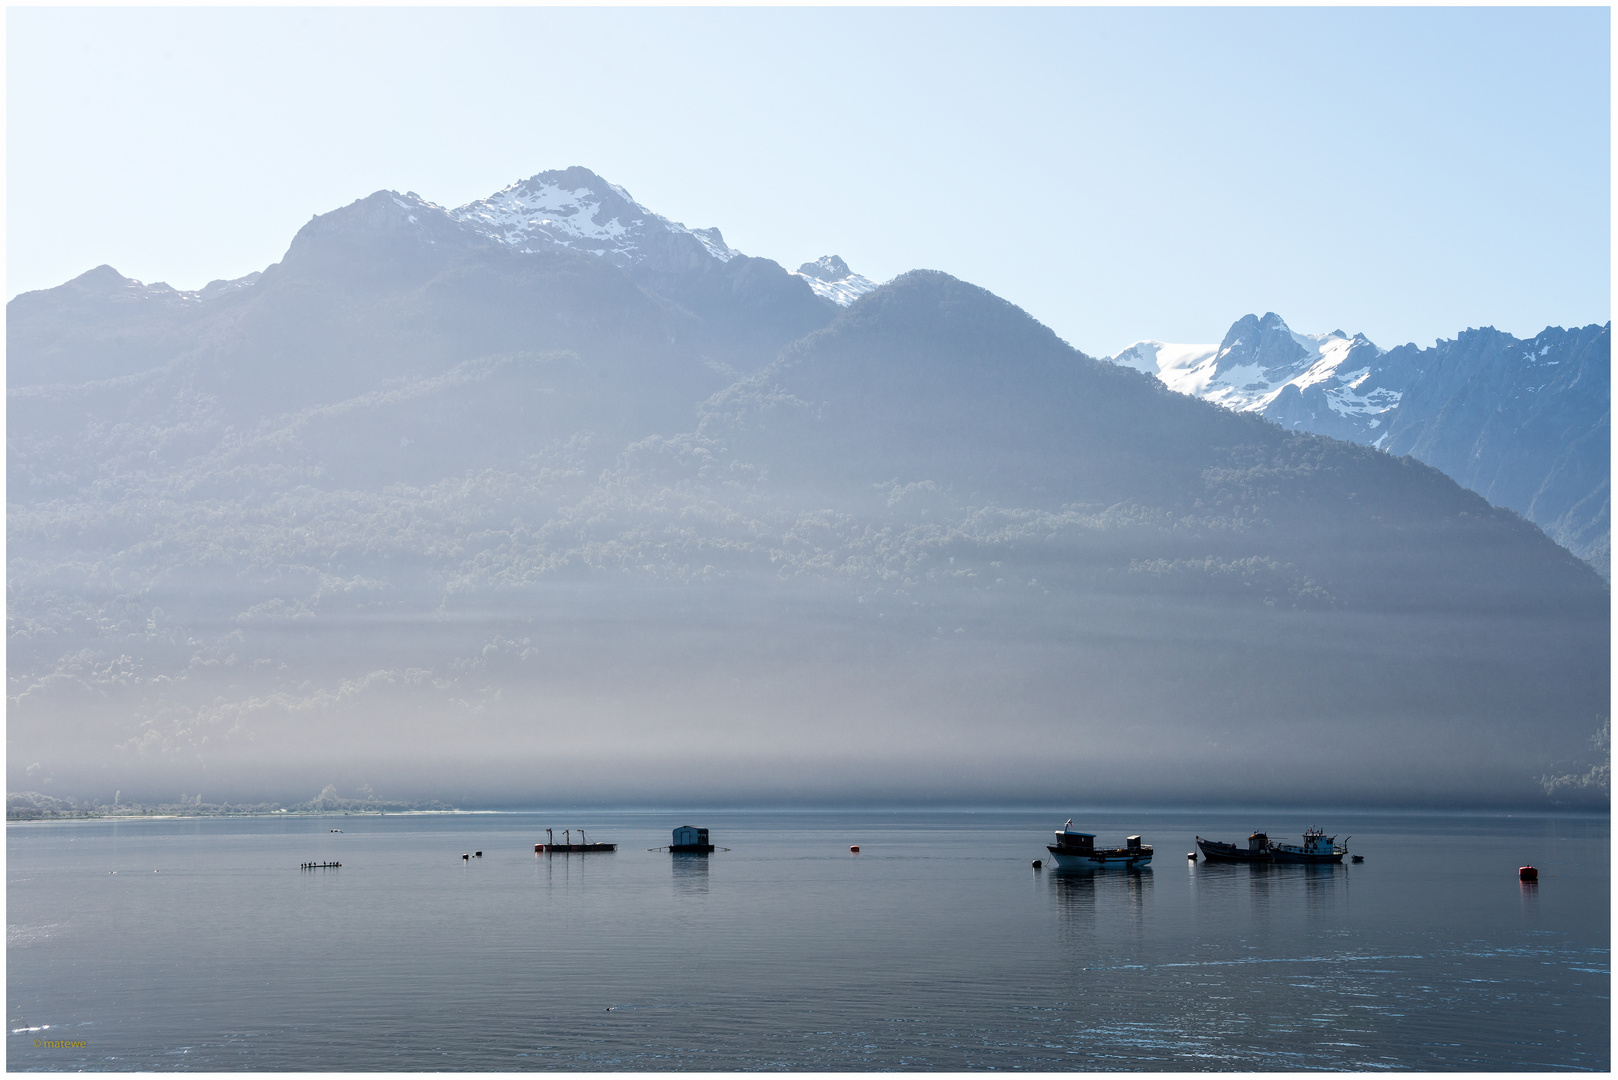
(11, 579), (1604, 808)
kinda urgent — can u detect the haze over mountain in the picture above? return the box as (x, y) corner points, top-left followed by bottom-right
(1110, 313), (1611, 574)
(7, 168), (1608, 811)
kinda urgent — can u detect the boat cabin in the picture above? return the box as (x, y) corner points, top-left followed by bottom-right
(1300, 828), (1337, 854)
(1053, 822), (1095, 852)
(1248, 831), (1269, 853)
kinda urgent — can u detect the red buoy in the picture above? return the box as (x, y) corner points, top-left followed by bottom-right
(1519, 866), (1538, 881)
(850, 845), (860, 853)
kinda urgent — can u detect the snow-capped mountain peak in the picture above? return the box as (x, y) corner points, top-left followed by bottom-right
(791, 255), (879, 307)
(452, 166), (737, 269)
(443, 167), (880, 307)
(1107, 313), (1395, 441)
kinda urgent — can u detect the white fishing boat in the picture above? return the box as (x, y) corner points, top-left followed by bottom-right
(1046, 820), (1152, 869)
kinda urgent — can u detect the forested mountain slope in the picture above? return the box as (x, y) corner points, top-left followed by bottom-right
(8, 175), (1607, 810)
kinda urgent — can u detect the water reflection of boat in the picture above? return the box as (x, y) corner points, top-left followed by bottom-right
(1050, 861), (1153, 921)
(1196, 828), (1346, 864)
(1047, 820), (1152, 869)
(672, 851), (710, 894)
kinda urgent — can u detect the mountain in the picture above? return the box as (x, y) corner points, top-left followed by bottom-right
(7, 171), (1608, 811)
(1109, 313), (1611, 574)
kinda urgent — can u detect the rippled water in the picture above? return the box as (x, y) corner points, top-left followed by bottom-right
(7, 810), (1608, 1070)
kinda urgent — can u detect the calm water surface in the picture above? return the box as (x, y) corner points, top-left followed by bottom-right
(7, 810), (1608, 1070)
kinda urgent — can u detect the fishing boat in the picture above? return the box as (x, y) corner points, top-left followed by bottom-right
(535, 828), (616, 854)
(1195, 828), (1346, 864)
(1046, 820), (1153, 869)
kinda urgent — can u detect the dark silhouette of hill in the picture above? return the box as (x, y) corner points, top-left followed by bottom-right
(705, 272), (1600, 614)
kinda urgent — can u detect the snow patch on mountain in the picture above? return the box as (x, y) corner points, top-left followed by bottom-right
(1109, 341), (1221, 395)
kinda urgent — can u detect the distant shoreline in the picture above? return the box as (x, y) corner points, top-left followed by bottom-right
(6, 807), (466, 824)
(8, 805), (1609, 824)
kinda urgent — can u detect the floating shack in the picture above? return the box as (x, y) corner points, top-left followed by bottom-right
(670, 826), (714, 853)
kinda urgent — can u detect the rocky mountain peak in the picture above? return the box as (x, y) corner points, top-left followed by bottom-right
(68, 264), (136, 293)
(1216, 312), (1308, 373)
(797, 255), (851, 281)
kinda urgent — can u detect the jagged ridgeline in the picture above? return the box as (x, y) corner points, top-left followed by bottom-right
(1109, 312), (1610, 575)
(6, 169), (1609, 809)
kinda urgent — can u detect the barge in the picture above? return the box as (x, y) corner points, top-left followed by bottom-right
(535, 828), (617, 854)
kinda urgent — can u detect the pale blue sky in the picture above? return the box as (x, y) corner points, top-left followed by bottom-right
(7, 6), (1609, 355)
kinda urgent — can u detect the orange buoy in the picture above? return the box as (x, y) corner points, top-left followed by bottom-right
(850, 845), (860, 853)
(1519, 866), (1538, 881)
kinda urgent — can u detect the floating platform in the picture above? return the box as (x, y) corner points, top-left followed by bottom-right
(669, 843), (715, 853)
(536, 843), (617, 853)
(537, 829), (615, 854)
(301, 862), (341, 869)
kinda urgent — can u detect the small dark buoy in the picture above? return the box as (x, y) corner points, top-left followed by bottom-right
(1031, 859), (1043, 869)
(462, 853), (469, 861)
(1351, 854), (1364, 863)
(475, 851), (483, 858)
(850, 845), (860, 853)
(1187, 852), (1197, 861)
(1519, 865), (1538, 881)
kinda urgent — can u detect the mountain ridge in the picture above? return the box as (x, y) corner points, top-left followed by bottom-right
(7, 168), (1607, 810)
(1108, 312), (1610, 574)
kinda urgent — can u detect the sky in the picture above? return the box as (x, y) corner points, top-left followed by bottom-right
(6, 6), (1611, 357)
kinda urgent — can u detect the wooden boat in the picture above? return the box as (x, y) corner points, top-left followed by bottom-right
(1196, 828), (1346, 864)
(1046, 820), (1152, 869)
(535, 828), (616, 854)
